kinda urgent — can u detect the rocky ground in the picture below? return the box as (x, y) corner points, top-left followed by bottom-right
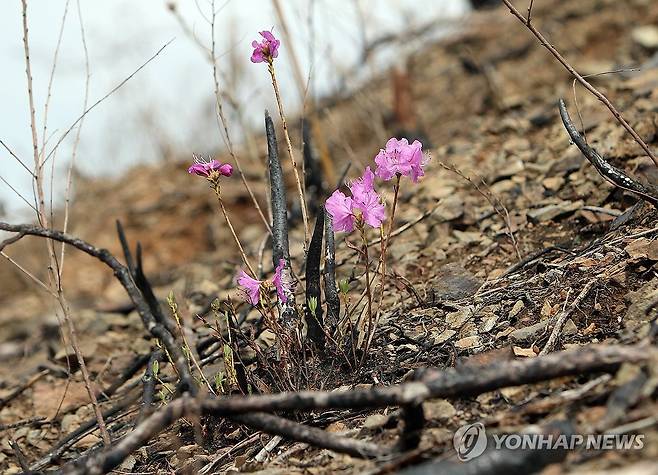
(2, 0), (658, 473)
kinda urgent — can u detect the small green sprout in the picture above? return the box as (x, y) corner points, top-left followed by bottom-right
(339, 278), (349, 295)
(307, 296), (318, 316)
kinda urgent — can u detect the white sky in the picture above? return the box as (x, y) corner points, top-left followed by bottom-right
(0, 0), (469, 220)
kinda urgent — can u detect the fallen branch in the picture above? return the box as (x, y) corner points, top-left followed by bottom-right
(61, 343), (653, 474)
(232, 412), (382, 459)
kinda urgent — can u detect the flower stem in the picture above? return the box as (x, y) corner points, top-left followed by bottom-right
(381, 174), (401, 282)
(363, 175), (401, 360)
(267, 61), (310, 247)
(213, 184), (256, 276)
(357, 221), (373, 364)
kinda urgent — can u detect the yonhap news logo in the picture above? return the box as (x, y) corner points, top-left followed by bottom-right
(454, 422), (644, 461)
(453, 422), (487, 461)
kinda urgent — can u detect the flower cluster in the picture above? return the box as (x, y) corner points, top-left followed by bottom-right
(374, 138), (426, 183)
(326, 137), (428, 233)
(250, 30), (280, 64)
(325, 167), (385, 232)
(237, 259), (290, 305)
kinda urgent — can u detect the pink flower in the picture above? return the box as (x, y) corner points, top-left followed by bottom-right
(325, 190), (355, 232)
(325, 167), (386, 232)
(349, 165), (376, 197)
(237, 270), (262, 305)
(251, 30), (280, 63)
(272, 259), (291, 303)
(188, 157), (233, 178)
(237, 259), (292, 305)
(374, 138), (427, 182)
(350, 167), (385, 228)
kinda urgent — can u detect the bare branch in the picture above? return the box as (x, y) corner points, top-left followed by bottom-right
(500, 0), (658, 167)
(0, 139), (35, 178)
(41, 39), (174, 169)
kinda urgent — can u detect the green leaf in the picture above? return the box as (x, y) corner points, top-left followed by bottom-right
(339, 279), (350, 294)
(152, 359), (159, 376)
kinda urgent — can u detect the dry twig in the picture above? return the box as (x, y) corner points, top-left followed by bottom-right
(540, 279), (597, 355)
(501, 0), (658, 167)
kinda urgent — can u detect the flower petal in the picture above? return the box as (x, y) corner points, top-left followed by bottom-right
(325, 190), (355, 233)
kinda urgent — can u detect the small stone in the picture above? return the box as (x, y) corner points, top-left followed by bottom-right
(542, 176), (565, 191)
(563, 319), (578, 336)
(494, 159), (525, 181)
(633, 25), (658, 49)
(624, 280), (658, 330)
(625, 238), (658, 260)
(508, 300), (525, 318)
(509, 319), (550, 342)
(432, 329), (456, 345)
(177, 445), (198, 462)
(509, 318), (577, 342)
(424, 399), (456, 420)
(452, 230), (483, 245)
(455, 335), (480, 350)
(527, 200), (583, 222)
(433, 195), (464, 221)
(446, 306), (474, 329)
(432, 263), (483, 300)
(481, 314), (499, 333)
(362, 413), (388, 430)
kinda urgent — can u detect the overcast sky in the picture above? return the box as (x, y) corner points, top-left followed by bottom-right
(0, 0), (469, 220)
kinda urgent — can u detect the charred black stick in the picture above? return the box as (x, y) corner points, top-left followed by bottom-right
(233, 412), (382, 459)
(558, 99), (658, 207)
(302, 119), (325, 215)
(265, 110), (297, 325)
(322, 164), (351, 329)
(323, 212), (340, 328)
(265, 110), (290, 266)
(136, 351), (162, 425)
(99, 353), (151, 402)
(305, 213), (325, 346)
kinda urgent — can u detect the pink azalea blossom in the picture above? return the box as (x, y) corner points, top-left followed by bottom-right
(272, 259), (291, 303)
(349, 165), (376, 197)
(188, 158), (233, 178)
(325, 167), (385, 232)
(374, 137), (427, 182)
(251, 30), (280, 63)
(325, 190), (356, 232)
(350, 167), (385, 228)
(237, 259), (292, 305)
(237, 270), (262, 305)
